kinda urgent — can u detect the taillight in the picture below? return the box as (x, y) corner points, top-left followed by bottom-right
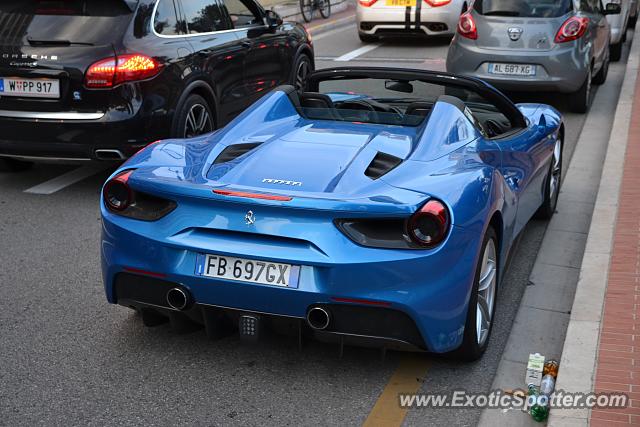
(85, 54), (161, 88)
(424, 0), (451, 6)
(103, 170), (133, 211)
(555, 17), (589, 43)
(457, 13), (478, 40)
(407, 200), (450, 248)
(103, 170), (176, 221)
(358, 0), (377, 6)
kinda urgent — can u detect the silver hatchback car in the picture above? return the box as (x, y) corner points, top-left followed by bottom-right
(446, 0), (621, 113)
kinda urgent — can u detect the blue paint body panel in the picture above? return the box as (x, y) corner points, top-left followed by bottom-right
(101, 88), (563, 353)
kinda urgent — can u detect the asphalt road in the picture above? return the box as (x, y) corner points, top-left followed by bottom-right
(0, 24), (632, 427)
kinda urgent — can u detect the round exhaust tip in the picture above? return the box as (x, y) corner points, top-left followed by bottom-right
(307, 307), (331, 330)
(166, 287), (190, 311)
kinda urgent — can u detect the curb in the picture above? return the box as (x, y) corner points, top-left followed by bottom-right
(548, 28), (640, 426)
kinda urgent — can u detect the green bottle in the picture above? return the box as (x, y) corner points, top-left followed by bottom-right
(527, 384), (550, 422)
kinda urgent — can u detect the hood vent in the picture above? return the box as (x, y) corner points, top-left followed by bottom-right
(214, 143), (262, 164)
(365, 152), (403, 180)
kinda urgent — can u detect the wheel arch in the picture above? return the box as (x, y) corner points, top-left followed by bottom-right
(171, 79), (219, 136)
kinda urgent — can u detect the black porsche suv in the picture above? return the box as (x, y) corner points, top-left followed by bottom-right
(0, 0), (313, 171)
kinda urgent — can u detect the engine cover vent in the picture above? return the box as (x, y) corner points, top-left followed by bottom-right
(214, 143), (262, 164)
(365, 152), (403, 180)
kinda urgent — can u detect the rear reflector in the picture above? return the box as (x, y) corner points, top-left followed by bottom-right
(213, 189), (293, 201)
(123, 267), (167, 278)
(331, 297), (392, 307)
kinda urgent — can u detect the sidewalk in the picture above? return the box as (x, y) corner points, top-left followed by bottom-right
(589, 52), (640, 426)
(549, 27), (640, 427)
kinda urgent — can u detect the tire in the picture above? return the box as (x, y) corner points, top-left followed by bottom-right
(300, 0), (313, 23)
(358, 32), (378, 43)
(291, 53), (313, 91)
(535, 135), (562, 220)
(610, 41), (623, 62)
(319, 0), (330, 19)
(0, 157), (33, 172)
(628, 14), (637, 29)
(174, 94), (214, 139)
(452, 227), (499, 361)
(568, 67), (592, 114)
(593, 51), (609, 85)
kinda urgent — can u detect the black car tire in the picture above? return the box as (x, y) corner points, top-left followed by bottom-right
(610, 41), (623, 62)
(358, 32), (379, 43)
(593, 52), (610, 85)
(174, 94), (215, 139)
(0, 157), (33, 172)
(569, 68), (592, 114)
(628, 14), (637, 29)
(291, 53), (313, 91)
(451, 227), (499, 361)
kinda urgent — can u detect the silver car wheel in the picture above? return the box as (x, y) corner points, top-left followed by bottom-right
(476, 238), (497, 346)
(184, 104), (212, 138)
(549, 138), (562, 200)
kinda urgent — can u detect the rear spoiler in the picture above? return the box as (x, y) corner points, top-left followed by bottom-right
(122, 0), (138, 11)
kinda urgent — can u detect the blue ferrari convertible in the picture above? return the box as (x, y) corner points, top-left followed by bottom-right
(101, 67), (563, 360)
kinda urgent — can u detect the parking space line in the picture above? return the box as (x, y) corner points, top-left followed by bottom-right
(24, 164), (110, 195)
(362, 355), (430, 427)
(334, 44), (381, 62)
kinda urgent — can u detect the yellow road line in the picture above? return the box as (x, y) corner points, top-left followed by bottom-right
(362, 355), (430, 427)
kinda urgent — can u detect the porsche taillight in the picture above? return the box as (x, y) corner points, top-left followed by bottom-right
(407, 200), (450, 248)
(85, 54), (161, 88)
(555, 16), (589, 43)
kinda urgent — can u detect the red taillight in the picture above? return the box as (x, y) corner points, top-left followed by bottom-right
(85, 54), (161, 88)
(358, 0), (377, 7)
(424, 0), (451, 6)
(457, 13), (478, 40)
(555, 17), (589, 43)
(213, 189), (293, 201)
(331, 297), (392, 307)
(407, 200), (450, 248)
(103, 170), (134, 211)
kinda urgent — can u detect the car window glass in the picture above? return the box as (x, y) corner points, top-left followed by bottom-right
(154, 0), (181, 35)
(473, 0), (573, 17)
(578, 0), (595, 13)
(222, 0), (262, 28)
(181, 0), (228, 33)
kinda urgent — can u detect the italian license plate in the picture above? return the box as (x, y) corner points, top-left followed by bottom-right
(488, 63), (536, 76)
(0, 77), (60, 98)
(385, 0), (414, 6)
(195, 253), (300, 288)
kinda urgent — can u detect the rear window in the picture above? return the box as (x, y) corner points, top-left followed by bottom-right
(0, 0), (133, 45)
(0, 0), (132, 16)
(473, 0), (573, 17)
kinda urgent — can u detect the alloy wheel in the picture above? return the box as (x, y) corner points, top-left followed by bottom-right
(549, 138), (562, 201)
(183, 104), (213, 138)
(295, 58), (311, 91)
(476, 239), (497, 346)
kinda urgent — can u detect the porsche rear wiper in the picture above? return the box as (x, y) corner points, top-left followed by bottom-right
(27, 38), (94, 47)
(484, 10), (521, 16)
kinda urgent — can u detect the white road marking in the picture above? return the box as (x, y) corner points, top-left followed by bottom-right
(334, 43), (381, 61)
(25, 164), (110, 195)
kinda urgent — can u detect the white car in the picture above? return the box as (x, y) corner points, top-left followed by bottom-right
(606, 0), (631, 61)
(356, 0), (468, 42)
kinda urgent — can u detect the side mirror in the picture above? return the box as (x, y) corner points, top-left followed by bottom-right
(604, 3), (621, 15)
(266, 10), (283, 27)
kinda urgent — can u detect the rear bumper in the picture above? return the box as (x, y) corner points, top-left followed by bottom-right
(101, 201), (484, 353)
(446, 39), (590, 93)
(356, 3), (459, 36)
